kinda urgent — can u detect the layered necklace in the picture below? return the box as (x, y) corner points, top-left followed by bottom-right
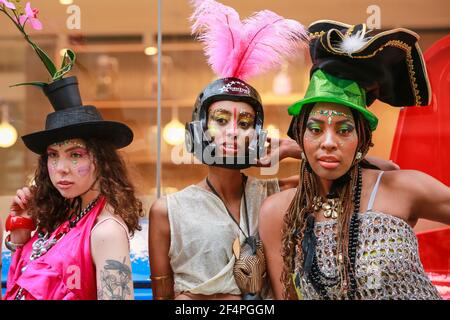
(15, 196), (100, 300)
(299, 165), (362, 300)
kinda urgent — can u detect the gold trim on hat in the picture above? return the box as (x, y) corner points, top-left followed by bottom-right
(314, 27), (428, 106)
(309, 31), (325, 40)
(307, 20), (431, 106)
(319, 36), (422, 105)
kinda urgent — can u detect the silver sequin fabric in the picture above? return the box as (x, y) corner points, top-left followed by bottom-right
(294, 211), (442, 300)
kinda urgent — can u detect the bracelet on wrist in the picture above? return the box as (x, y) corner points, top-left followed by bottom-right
(4, 234), (25, 252)
(5, 213), (36, 232)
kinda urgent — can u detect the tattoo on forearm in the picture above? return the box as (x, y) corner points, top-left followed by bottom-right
(97, 257), (133, 300)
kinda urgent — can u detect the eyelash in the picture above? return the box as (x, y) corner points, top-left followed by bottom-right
(239, 121), (253, 129)
(307, 124), (322, 134)
(307, 124), (354, 135)
(338, 126), (354, 135)
(213, 117), (228, 125)
(212, 117), (254, 129)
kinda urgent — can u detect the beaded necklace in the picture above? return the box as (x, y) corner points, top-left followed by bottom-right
(300, 165), (362, 299)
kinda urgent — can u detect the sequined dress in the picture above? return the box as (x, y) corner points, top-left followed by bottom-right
(293, 172), (442, 300)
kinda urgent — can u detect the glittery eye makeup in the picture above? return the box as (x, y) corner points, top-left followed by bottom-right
(306, 120), (322, 133)
(209, 109), (231, 125)
(337, 123), (355, 135)
(209, 108), (255, 130)
(237, 112), (255, 129)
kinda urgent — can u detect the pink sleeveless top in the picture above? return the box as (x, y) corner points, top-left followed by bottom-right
(4, 196), (106, 300)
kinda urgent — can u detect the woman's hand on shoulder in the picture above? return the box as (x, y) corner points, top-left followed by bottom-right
(257, 137), (302, 167)
(365, 156), (400, 171)
(91, 217), (134, 300)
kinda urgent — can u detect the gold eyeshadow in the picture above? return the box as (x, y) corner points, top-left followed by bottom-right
(238, 113), (255, 126)
(209, 109), (231, 121)
(209, 109), (255, 128)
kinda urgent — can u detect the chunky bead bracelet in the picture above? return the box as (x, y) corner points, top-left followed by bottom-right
(5, 214), (36, 232)
(4, 234), (25, 252)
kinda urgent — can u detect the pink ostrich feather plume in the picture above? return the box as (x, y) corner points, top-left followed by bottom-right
(190, 0), (308, 81)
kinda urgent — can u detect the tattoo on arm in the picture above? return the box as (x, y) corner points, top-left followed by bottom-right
(97, 257), (133, 300)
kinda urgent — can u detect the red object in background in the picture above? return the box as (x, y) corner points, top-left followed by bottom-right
(390, 35), (450, 185)
(416, 227), (450, 299)
(391, 35), (450, 299)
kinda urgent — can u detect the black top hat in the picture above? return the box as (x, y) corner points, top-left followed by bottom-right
(307, 20), (431, 107)
(21, 76), (133, 154)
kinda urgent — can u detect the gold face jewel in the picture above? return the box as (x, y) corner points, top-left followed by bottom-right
(309, 109), (353, 125)
(51, 139), (86, 149)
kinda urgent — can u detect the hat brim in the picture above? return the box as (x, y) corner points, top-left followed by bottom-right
(288, 96), (378, 131)
(22, 121), (133, 154)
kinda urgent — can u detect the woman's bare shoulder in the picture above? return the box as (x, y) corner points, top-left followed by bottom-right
(260, 188), (297, 220)
(148, 196), (168, 220)
(95, 203), (128, 231)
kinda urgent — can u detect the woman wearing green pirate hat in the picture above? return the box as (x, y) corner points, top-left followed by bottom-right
(259, 20), (450, 300)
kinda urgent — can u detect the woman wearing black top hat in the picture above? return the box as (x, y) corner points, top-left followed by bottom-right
(260, 20), (450, 300)
(3, 76), (144, 300)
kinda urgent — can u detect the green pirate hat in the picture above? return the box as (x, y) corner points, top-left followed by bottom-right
(288, 69), (378, 130)
(287, 20), (431, 138)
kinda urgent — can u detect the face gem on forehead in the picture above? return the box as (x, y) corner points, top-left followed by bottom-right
(51, 139), (86, 149)
(309, 109), (353, 125)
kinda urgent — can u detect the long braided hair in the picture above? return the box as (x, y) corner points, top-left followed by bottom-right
(281, 104), (374, 299)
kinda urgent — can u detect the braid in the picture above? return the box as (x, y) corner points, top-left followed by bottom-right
(281, 104), (373, 298)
